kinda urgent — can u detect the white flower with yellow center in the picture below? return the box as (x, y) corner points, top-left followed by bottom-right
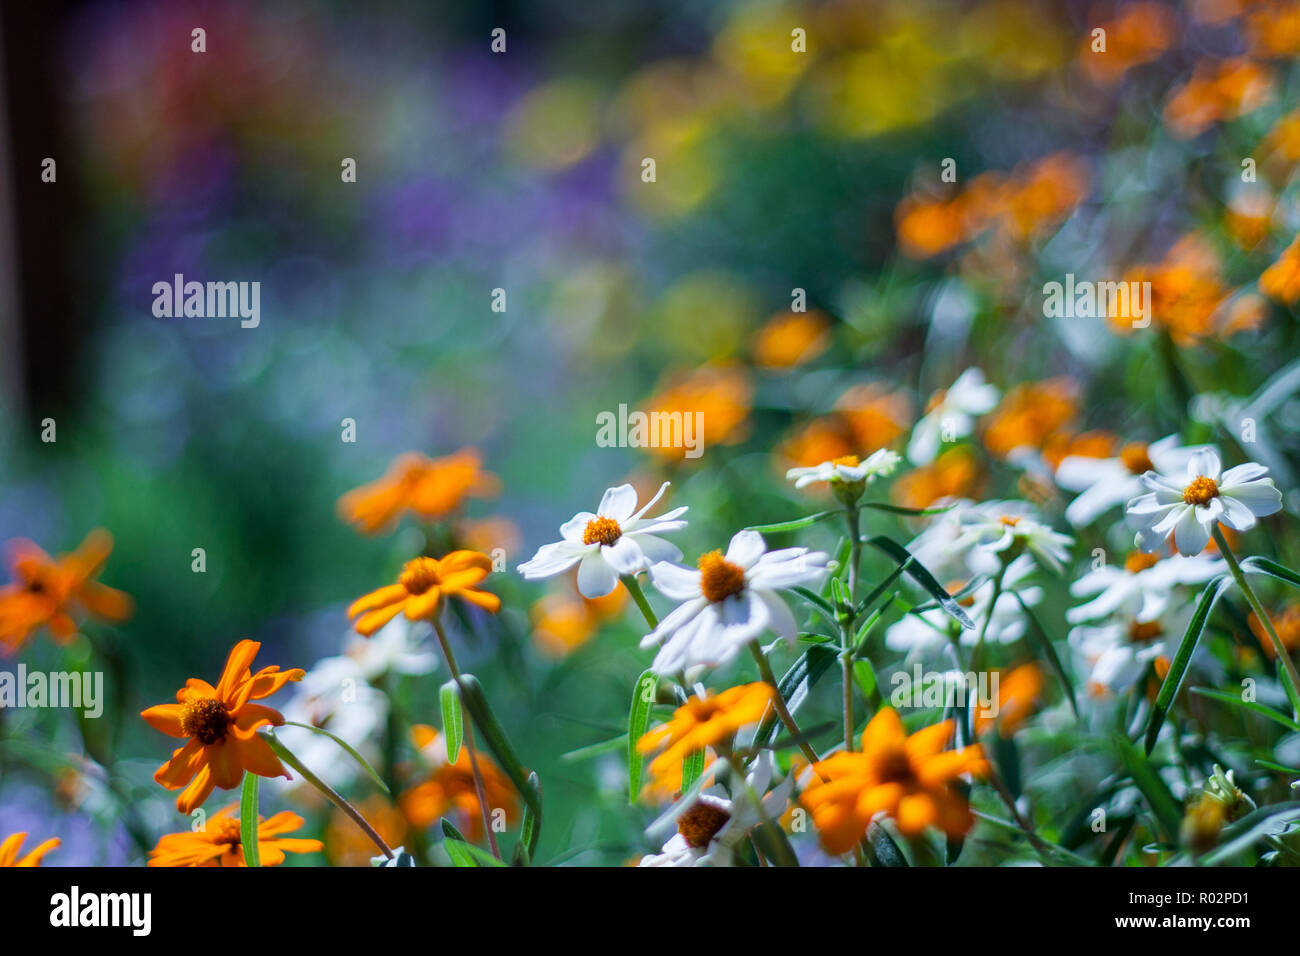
(786, 449), (900, 489)
(517, 482), (687, 598)
(640, 530), (827, 676)
(1126, 449), (1282, 556)
(1056, 435), (1207, 527)
(1070, 603), (1193, 696)
(1067, 551), (1223, 625)
(952, 500), (1074, 573)
(907, 368), (999, 465)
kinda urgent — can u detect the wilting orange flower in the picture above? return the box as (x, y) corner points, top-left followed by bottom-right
(531, 580), (627, 657)
(400, 726), (518, 841)
(835, 383), (912, 452)
(148, 804), (322, 867)
(893, 446), (983, 509)
(753, 309), (831, 368)
(0, 529), (132, 655)
(983, 378), (1078, 459)
(338, 448), (500, 535)
(348, 551), (500, 636)
(1164, 58), (1271, 139)
(637, 683), (774, 793)
(1248, 604), (1300, 659)
(1260, 233), (1300, 304)
(801, 708), (990, 853)
(1078, 2), (1175, 86)
(142, 639), (304, 814)
(975, 663), (1044, 737)
(0, 832), (59, 867)
(642, 363), (753, 460)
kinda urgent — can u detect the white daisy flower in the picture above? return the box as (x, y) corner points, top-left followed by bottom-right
(638, 753), (792, 867)
(786, 448), (901, 489)
(952, 500), (1074, 573)
(1126, 449), (1283, 556)
(908, 368), (999, 465)
(639, 529), (828, 676)
(1070, 603), (1193, 696)
(1067, 551), (1223, 625)
(904, 500), (992, 580)
(517, 482), (688, 598)
(886, 554), (1041, 660)
(1056, 435), (1208, 527)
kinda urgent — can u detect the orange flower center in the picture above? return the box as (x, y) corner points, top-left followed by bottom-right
(1128, 619), (1164, 643)
(399, 557), (442, 595)
(181, 697), (232, 745)
(1000, 516), (1020, 527)
(875, 745), (916, 785)
(676, 801), (731, 849)
(582, 516), (623, 547)
(831, 455), (861, 467)
(1124, 551), (1161, 573)
(1182, 476), (1219, 506)
(1119, 442), (1154, 474)
(211, 819), (243, 846)
(698, 550), (747, 603)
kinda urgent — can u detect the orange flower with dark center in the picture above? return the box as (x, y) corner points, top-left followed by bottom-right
(0, 832), (59, 867)
(141, 639), (304, 814)
(348, 551), (500, 636)
(148, 804), (322, 867)
(338, 448), (500, 535)
(399, 726), (518, 841)
(637, 683), (774, 793)
(0, 530), (132, 655)
(801, 708), (990, 853)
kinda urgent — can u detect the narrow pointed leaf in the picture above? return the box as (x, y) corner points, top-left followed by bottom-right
(1144, 574), (1230, 754)
(628, 670), (657, 804)
(239, 772), (260, 868)
(746, 510), (842, 534)
(863, 536), (974, 629)
(281, 721), (390, 794)
(455, 673), (541, 818)
(440, 681), (463, 763)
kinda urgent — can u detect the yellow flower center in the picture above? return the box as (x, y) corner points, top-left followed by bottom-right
(582, 516), (623, 547)
(180, 697), (232, 745)
(1182, 475), (1219, 507)
(676, 801), (731, 849)
(399, 557), (442, 595)
(211, 819), (243, 846)
(1119, 442), (1154, 475)
(831, 455), (861, 468)
(1128, 620), (1164, 643)
(1000, 515), (1021, 527)
(1124, 551), (1161, 573)
(698, 550), (747, 603)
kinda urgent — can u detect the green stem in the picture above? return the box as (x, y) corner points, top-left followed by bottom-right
(1211, 525), (1300, 718)
(431, 613), (502, 860)
(842, 507), (862, 752)
(621, 573), (659, 629)
(968, 562), (1006, 677)
(263, 731), (394, 860)
(748, 641), (821, 769)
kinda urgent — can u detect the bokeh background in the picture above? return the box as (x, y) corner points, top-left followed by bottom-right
(3, 0), (1300, 865)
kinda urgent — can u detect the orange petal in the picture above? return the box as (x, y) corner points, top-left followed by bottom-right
(141, 703), (187, 738)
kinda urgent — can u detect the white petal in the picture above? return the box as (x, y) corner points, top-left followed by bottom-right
(576, 552), (619, 597)
(559, 512), (598, 542)
(517, 540), (586, 578)
(597, 484), (640, 523)
(648, 562), (703, 602)
(1220, 479), (1282, 518)
(632, 533), (683, 565)
(1173, 506), (1209, 556)
(1187, 448), (1221, 481)
(603, 536), (648, 574)
(1220, 462), (1268, 485)
(725, 529), (767, 569)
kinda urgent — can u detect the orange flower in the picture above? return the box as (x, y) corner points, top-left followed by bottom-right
(348, 551), (500, 636)
(1164, 58), (1271, 139)
(0, 529), (132, 654)
(148, 804), (322, 867)
(642, 363), (753, 460)
(531, 579), (627, 657)
(325, 796), (409, 867)
(338, 448), (500, 535)
(1246, 1), (1300, 59)
(399, 726), (518, 841)
(801, 708), (990, 853)
(835, 383), (912, 452)
(983, 378), (1078, 459)
(753, 310), (831, 368)
(975, 663), (1044, 737)
(0, 832), (59, 867)
(777, 417), (858, 471)
(1078, 3), (1175, 87)
(1040, 429), (1118, 471)
(636, 682), (774, 794)
(1260, 234), (1300, 305)
(141, 639), (304, 814)
(997, 153), (1090, 243)
(1113, 234), (1230, 343)
(1248, 605), (1300, 660)
(893, 446), (983, 510)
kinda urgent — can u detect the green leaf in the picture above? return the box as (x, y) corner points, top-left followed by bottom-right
(455, 674), (542, 819)
(753, 644), (838, 747)
(1010, 591), (1078, 719)
(439, 819), (506, 867)
(561, 734), (627, 763)
(281, 720), (390, 795)
(1144, 574), (1231, 754)
(852, 659), (878, 701)
(239, 772), (260, 868)
(1189, 687), (1300, 733)
(751, 821), (800, 867)
(681, 749), (705, 791)
(1242, 555), (1300, 589)
(862, 536), (974, 629)
(864, 822), (908, 866)
(746, 510), (842, 534)
(858, 501), (956, 517)
(628, 669), (657, 805)
(520, 771), (542, 861)
(1113, 734), (1181, 841)
(440, 681), (463, 764)
(790, 586), (836, 620)
(1201, 802), (1300, 865)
